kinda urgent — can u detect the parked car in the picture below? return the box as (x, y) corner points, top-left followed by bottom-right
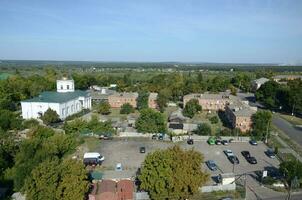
(187, 138), (194, 145)
(206, 160), (218, 171)
(208, 137), (216, 145)
(250, 140), (258, 146)
(224, 149), (234, 157)
(140, 147), (146, 153)
(241, 151), (251, 158)
(265, 149), (276, 158)
(115, 163), (123, 171)
(246, 156), (257, 164)
(215, 139), (222, 145)
(83, 152), (105, 166)
(228, 155), (239, 164)
(152, 134), (157, 140)
(99, 134), (113, 140)
(158, 133), (164, 140)
(241, 151), (257, 164)
(222, 140), (229, 145)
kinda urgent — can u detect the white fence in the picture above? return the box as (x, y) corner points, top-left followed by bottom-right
(172, 135), (251, 142)
(200, 183), (236, 193)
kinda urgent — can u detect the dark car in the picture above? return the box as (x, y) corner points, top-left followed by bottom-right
(228, 155), (239, 164)
(215, 139), (222, 145)
(250, 140), (258, 146)
(206, 160), (217, 171)
(222, 140), (229, 145)
(139, 147), (146, 153)
(246, 156), (257, 164)
(151, 134), (157, 140)
(265, 149), (276, 158)
(187, 138), (194, 145)
(158, 133), (164, 140)
(99, 134), (113, 140)
(241, 151), (251, 158)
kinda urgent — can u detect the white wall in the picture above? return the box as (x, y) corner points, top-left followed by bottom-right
(56, 79), (75, 93)
(21, 95), (92, 120)
(21, 102), (60, 119)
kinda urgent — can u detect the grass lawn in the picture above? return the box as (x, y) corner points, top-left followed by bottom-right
(189, 111), (224, 135)
(267, 135), (285, 149)
(278, 152), (297, 162)
(278, 113), (302, 126)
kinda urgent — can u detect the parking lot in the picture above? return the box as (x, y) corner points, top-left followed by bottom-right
(97, 138), (280, 183)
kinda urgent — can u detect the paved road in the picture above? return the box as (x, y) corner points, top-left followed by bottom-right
(273, 115), (302, 146)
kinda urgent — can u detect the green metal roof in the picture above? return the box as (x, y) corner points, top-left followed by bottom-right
(22, 90), (89, 103)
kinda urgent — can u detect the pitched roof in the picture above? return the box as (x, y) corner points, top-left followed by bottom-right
(22, 90), (89, 103)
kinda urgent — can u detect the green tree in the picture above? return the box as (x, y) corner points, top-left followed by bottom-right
(210, 116), (219, 124)
(137, 91), (149, 110)
(255, 81), (280, 109)
(120, 103), (135, 114)
(10, 126), (76, 191)
(24, 159), (89, 200)
(157, 90), (169, 112)
(252, 110), (272, 141)
(195, 123), (211, 136)
(139, 146), (209, 199)
(96, 101), (111, 115)
(41, 108), (60, 125)
(0, 109), (22, 131)
(87, 115), (115, 135)
(135, 108), (166, 133)
(183, 99), (202, 118)
(279, 160), (302, 200)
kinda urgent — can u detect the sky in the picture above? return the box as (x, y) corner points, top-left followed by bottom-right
(0, 0), (302, 63)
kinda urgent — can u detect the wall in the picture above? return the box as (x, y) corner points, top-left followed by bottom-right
(200, 183), (236, 193)
(21, 102), (60, 119)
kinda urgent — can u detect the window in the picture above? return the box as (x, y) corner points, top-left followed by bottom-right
(66, 107), (69, 115)
(67, 85), (70, 90)
(60, 85), (63, 90)
(62, 109), (65, 116)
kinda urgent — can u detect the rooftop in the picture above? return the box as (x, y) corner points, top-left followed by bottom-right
(184, 92), (235, 100)
(22, 90), (89, 103)
(109, 92), (138, 98)
(149, 92), (158, 99)
(227, 100), (257, 117)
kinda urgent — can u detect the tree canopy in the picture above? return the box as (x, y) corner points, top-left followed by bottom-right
(252, 110), (272, 141)
(135, 108), (166, 133)
(41, 108), (60, 125)
(137, 91), (149, 110)
(183, 99), (202, 118)
(24, 158), (89, 200)
(96, 101), (111, 115)
(195, 123), (212, 136)
(139, 146), (209, 199)
(120, 103), (135, 114)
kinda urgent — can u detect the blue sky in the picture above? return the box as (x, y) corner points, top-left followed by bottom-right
(0, 0), (302, 63)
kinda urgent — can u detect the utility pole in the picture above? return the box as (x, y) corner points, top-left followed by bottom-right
(265, 120), (270, 144)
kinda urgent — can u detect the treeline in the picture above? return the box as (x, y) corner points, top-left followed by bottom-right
(256, 79), (302, 115)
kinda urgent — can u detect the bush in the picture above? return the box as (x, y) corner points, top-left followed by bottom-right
(183, 99), (202, 118)
(65, 109), (90, 121)
(96, 102), (111, 115)
(23, 119), (40, 129)
(210, 116), (219, 124)
(120, 103), (135, 114)
(40, 108), (60, 125)
(195, 123), (211, 136)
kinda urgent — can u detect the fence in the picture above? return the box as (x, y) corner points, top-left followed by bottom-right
(172, 135), (251, 142)
(200, 183), (236, 193)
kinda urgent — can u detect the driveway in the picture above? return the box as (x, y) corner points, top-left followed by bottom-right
(273, 115), (302, 146)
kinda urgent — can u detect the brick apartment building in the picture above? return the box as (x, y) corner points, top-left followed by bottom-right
(108, 92), (138, 108)
(108, 92), (158, 109)
(148, 92), (158, 109)
(183, 92), (257, 132)
(225, 101), (257, 132)
(183, 92), (235, 111)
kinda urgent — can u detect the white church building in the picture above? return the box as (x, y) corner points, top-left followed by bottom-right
(21, 77), (91, 120)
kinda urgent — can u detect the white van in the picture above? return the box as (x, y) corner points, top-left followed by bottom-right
(83, 152), (105, 166)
